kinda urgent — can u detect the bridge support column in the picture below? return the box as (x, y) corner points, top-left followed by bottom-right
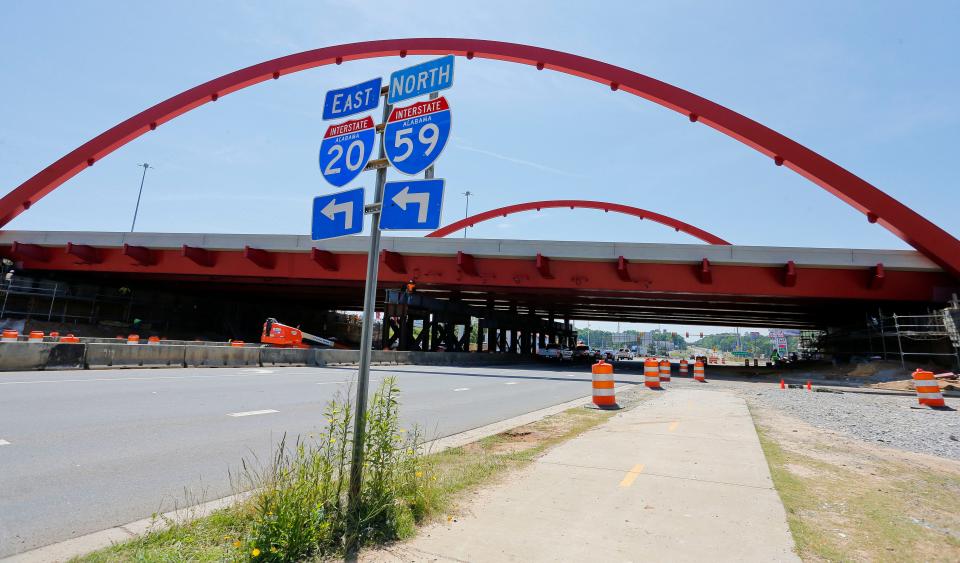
(509, 303), (519, 354)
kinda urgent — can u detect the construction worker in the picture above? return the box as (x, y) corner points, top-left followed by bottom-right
(405, 279), (416, 293)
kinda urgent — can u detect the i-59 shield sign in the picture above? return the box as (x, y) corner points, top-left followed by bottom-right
(383, 97), (451, 176)
(319, 116), (375, 188)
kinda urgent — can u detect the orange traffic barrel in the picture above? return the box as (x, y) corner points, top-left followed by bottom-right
(126, 334), (140, 345)
(1, 329), (19, 342)
(28, 331), (44, 343)
(693, 361), (706, 382)
(913, 369), (945, 407)
(61, 334), (80, 343)
(644, 358), (662, 389)
(679, 359), (688, 375)
(147, 336), (160, 345)
(231, 340), (245, 347)
(49, 331), (60, 340)
(659, 360), (671, 382)
(591, 360), (618, 409)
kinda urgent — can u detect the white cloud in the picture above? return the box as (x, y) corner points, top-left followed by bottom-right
(452, 142), (584, 178)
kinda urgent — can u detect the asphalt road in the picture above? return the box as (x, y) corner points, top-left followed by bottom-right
(0, 362), (642, 557)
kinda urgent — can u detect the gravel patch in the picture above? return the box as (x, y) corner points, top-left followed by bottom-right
(740, 385), (960, 460)
(647, 377), (960, 459)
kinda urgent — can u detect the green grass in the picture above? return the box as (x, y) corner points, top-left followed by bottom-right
(75, 388), (616, 562)
(79, 507), (252, 562)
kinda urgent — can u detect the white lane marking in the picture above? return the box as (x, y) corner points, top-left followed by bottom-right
(241, 369), (276, 374)
(0, 439), (11, 446)
(453, 388), (470, 392)
(505, 382), (519, 385)
(227, 409), (279, 417)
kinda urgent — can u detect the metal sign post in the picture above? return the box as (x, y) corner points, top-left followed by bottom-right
(345, 87), (391, 553)
(313, 56), (453, 554)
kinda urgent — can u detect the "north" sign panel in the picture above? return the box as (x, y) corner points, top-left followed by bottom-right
(387, 55), (454, 105)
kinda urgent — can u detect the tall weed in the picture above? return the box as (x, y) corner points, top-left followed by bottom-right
(241, 377), (434, 561)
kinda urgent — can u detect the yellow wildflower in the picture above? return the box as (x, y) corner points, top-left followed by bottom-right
(233, 540), (241, 548)
(252, 547), (261, 557)
(416, 471), (423, 478)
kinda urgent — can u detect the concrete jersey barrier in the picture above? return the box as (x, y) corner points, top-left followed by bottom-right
(85, 343), (186, 369)
(0, 342), (86, 371)
(184, 345), (260, 368)
(1, 341), (532, 372)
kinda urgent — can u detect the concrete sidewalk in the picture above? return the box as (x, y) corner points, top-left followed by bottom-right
(370, 388), (798, 562)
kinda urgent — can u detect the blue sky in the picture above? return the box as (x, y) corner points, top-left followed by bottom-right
(1, 0), (957, 336)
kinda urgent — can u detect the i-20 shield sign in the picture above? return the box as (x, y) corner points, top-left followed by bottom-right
(319, 116), (375, 187)
(384, 96), (451, 176)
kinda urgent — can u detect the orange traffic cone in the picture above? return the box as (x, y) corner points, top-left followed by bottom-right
(780, 378), (785, 390)
(806, 380), (812, 391)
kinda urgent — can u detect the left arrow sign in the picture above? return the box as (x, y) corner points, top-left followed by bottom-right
(312, 187), (365, 241)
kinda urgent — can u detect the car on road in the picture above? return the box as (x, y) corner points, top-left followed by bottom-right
(538, 343), (573, 361)
(600, 349), (616, 361)
(572, 344), (594, 361)
(616, 348), (635, 361)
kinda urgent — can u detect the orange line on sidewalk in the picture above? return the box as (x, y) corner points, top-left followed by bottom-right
(619, 464), (645, 488)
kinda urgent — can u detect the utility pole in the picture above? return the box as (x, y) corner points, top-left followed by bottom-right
(131, 163), (153, 232)
(461, 191), (473, 238)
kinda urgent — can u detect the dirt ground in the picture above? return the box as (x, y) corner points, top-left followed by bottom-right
(749, 401), (960, 562)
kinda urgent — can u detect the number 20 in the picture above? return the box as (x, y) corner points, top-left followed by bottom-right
(324, 140), (365, 175)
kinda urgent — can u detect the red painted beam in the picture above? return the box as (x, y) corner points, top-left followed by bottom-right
(11, 241), (50, 262)
(698, 258), (713, 284)
(783, 261), (797, 287)
(123, 244), (155, 266)
(3, 246), (952, 302)
(429, 200), (730, 245)
(616, 256), (631, 282)
(536, 253), (553, 279)
(243, 246), (275, 269)
(0, 39), (956, 278)
(65, 242), (101, 264)
(181, 245), (215, 267)
(457, 251), (478, 276)
(311, 248), (339, 271)
(382, 250), (406, 274)
(869, 263), (886, 289)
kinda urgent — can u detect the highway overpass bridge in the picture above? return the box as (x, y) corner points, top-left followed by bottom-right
(2, 39), (959, 342)
(1, 230), (955, 332)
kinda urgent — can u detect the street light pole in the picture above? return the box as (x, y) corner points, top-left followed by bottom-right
(462, 191), (472, 238)
(131, 163), (152, 232)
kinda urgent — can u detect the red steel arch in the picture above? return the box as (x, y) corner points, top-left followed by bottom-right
(427, 200), (731, 244)
(2, 38), (958, 277)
